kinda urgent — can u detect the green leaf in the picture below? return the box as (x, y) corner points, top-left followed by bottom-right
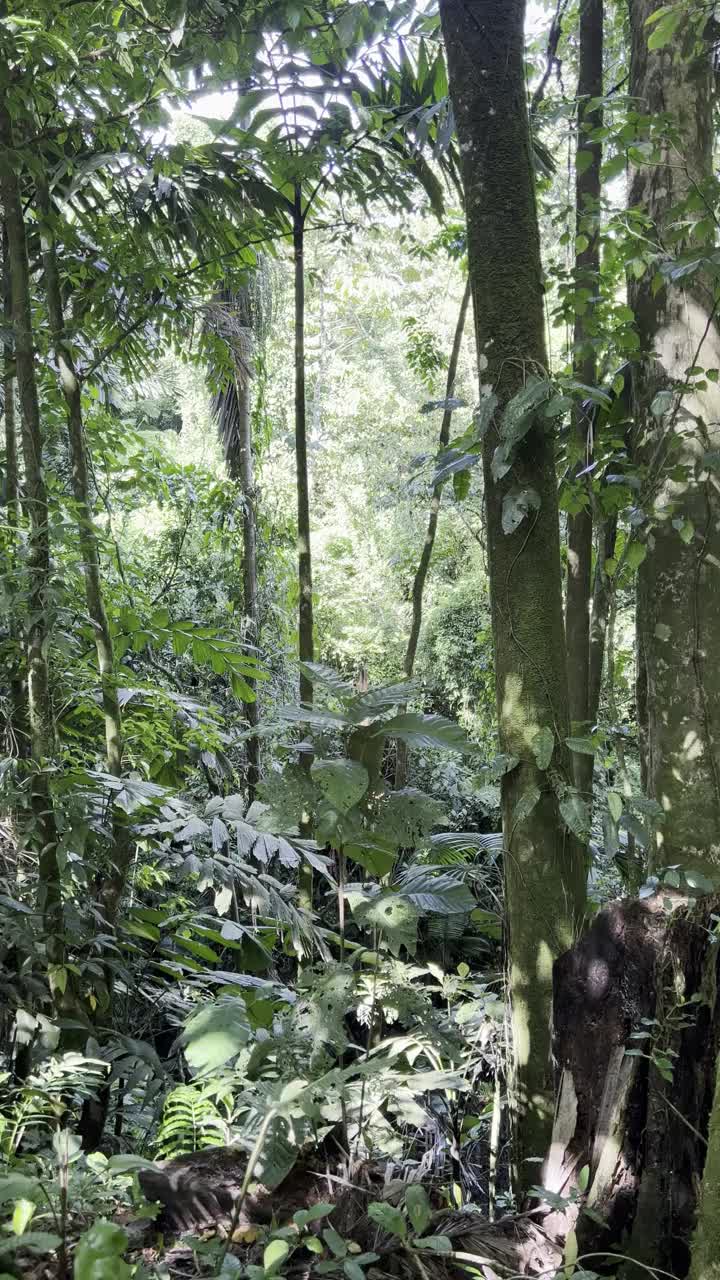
(349, 891), (419, 957)
(398, 868), (476, 915)
(626, 541), (647, 570)
(501, 377), (551, 446)
(11, 1200), (35, 1236)
(323, 1227), (348, 1258)
(559, 789), (590, 840)
(474, 391), (498, 439)
(74, 1221), (130, 1280)
(532, 727), (554, 771)
(565, 736), (597, 756)
(405, 1186), (431, 1236)
(513, 786), (541, 825)
(608, 791), (623, 823)
(344, 1262), (367, 1280)
(311, 759), (369, 814)
(367, 1203), (406, 1239)
(414, 1235), (452, 1254)
(264, 1239), (290, 1273)
(502, 486), (540, 535)
(180, 996), (250, 1074)
(373, 713), (468, 753)
(650, 389), (674, 418)
(647, 9), (683, 50)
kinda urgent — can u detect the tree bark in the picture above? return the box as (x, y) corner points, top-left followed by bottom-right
(629, 0), (720, 876)
(395, 275), (472, 789)
(293, 184), (313, 706)
(38, 180), (132, 931)
(439, 0), (586, 1189)
(293, 185), (314, 909)
(2, 223), (27, 756)
(565, 0), (603, 803)
(546, 892), (720, 1280)
(236, 367), (260, 800)
(0, 101), (62, 961)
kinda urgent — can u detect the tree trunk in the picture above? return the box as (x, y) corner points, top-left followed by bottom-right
(2, 223), (27, 756)
(565, 0), (603, 804)
(439, 0), (586, 1189)
(293, 185), (313, 706)
(38, 180), (132, 930)
(236, 368), (260, 800)
(395, 276), (472, 789)
(545, 892), (720, 1280)
(293, 185), (314, 909)
(629, 0), (720, 876)
(0, 101), (62, 962)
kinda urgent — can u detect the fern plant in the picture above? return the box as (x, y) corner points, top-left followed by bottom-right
(155, 1084), (231, 1159)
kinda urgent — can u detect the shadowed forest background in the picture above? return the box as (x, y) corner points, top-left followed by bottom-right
(2, 1), (720, 1277)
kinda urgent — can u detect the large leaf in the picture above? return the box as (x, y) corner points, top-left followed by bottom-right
(373, 713), (469, 752)
(500, 377), (551, 446)
(180, 996), (251, 1074)
(348, 889), (419, 956)
(298, 661), (354, 697)
(278, 705), (349, 729)
(559, 789), (591, 840)
(397, 868), (475, 914)
(311, 759), (369, 813)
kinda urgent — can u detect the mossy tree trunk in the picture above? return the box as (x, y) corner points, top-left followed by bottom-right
(439, 0), (586, 1190)
(0, 100), (63, 966)
(629, 0), (720, 878)
(565, 0), (603, 805)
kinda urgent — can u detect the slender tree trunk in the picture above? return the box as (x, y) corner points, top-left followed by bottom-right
(588, 513), (617, 731)
(236, 369), (260, 799)
(565, 0), (603, 804)
(293, 185), (314, 910)
(38, 181), (132, 930)
(0, 103), (62, 962)
(395, 276), (471, 789)
(439, 0), (586, 1188)
(2, 224), (27, 755)
(628, 0), (720, 876)
(293, 185), (313, 705)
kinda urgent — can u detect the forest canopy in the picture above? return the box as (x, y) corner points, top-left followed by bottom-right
(2, 1), (720, 1278)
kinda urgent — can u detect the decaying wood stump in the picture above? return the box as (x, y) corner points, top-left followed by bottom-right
(543, 891), (720, 1277)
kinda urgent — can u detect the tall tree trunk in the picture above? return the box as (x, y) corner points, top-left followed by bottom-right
(2, 224), (27, 756)
(565, 0), (603, 804)
(293, 185), (314, 909)
(0, 103), (62, 963)
(38, 181), (132, 931)
(628, 0), (720, 877)
(439, 0), (586, 1188)
(236, 368), (260, 800)
(293, 184), (313, 705)
(395, 276), (472, 789)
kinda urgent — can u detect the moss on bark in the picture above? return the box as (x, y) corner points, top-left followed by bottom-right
(629, 0), (720, 877)
(439, 0), (586, 1188)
